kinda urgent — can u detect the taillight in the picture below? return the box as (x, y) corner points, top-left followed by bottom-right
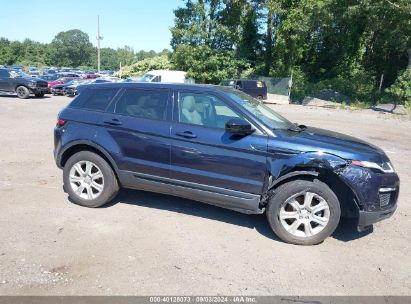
(56, 119), (66, 127)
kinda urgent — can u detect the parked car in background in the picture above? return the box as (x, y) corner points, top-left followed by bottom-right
(82, 72), (99, 79)
(48, 75), (81, 90)
(51, 80), (78, 96)
(54, 82), (399, 245)
(28, 67), (40, 76)
(43, 68), (57, 75)
(58, 73), (81, 79)
(99, 70), (114, 76)
(48, 77), (72, 90)
(0, 68), (48, 98)
(141, 70), (192, 83)
(10, 65), (23, 72)
(220, 79), (267, 100)
(64, 79), (111, 97)
(39, 74), (59, 82)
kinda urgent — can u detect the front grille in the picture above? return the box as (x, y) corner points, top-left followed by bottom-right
(379, 193), (391, 207)
(36, 81), (48, 88)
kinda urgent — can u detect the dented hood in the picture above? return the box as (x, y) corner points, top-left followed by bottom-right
(272, 127), (389, 163)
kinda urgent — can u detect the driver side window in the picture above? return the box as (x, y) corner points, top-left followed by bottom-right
(178, 92), (242, 129)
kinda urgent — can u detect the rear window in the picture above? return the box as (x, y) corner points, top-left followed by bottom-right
(113, 89), (168, 120)
(69, 88), (119, 111)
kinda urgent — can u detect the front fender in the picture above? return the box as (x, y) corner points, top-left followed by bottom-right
(268, 151), (348, 184)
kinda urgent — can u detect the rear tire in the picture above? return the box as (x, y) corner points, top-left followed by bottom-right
(16, 86), (30, 99)
(63, 151), (119, 208)
(266, 179), (341, 245)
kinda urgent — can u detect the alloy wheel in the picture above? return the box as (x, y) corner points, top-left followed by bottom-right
(279, 191), (330, 238)
(16, 87), (26, 98)
(69, 161), (104, 200)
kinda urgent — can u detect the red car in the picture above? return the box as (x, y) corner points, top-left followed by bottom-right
(82, 73), (100, 79)
(48, 77), (78, 90)
(48, 78), (65, 89)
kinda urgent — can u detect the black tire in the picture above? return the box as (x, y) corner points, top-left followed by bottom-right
(35, 92), (45, 98)
(266, 179), (341, 245)
(257, 95), (263, 100)
(63, 151), (119, 208)
(16, 86), (30, 99)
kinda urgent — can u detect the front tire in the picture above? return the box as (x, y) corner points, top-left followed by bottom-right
(16, 86), (30, 99)
(63, 151), (119, 208)
(266, 179), (341, 245)
(35, 92), (45, 98)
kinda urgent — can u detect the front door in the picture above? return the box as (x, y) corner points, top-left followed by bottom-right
(0, 69), (12, 91)
(170, 91), (268, 195)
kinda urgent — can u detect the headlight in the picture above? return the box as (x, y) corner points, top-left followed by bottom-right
(28, 81), (37, 88)
(351, 160), (395, 173)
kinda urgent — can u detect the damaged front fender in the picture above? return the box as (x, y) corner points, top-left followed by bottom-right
(267, 151), (348, 184)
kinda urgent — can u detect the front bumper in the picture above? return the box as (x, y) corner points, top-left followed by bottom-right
(30, 87), (49, 94)
(358, 203), (397, 229)
(339, 164), (399, 228)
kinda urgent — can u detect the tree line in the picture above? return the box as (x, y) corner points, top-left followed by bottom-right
(0, 29), (169, 71)
(1, 1), (410, 105)
(169, 0), (410, 104)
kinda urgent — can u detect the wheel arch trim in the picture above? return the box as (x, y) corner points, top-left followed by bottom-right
(58, 140), (119, 174)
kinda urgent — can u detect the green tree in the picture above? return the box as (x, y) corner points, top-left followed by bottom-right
(386, 69), (411, 110)
(100, 47), (119, 70)
(120, 55), (171, 78)
(117, 46), (136, 66)
(49, 29), (94, 67)
(171, 45), (241, 83)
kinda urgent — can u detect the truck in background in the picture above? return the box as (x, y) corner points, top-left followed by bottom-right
(141, 70), (194, 84)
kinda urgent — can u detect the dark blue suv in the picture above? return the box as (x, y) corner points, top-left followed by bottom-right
(54, 82), (399, 245)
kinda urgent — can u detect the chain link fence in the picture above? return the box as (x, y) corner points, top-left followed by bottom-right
(251, 76), (291, 96)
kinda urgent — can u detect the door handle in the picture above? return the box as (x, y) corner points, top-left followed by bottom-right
(175, 131), (197, 139)
(103, 119), (122, 126)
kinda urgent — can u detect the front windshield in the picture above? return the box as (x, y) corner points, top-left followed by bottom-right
(9, 70), (30, 78)
(226, 90), (296, 130)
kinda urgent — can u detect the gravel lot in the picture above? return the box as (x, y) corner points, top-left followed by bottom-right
(0, 94), (410, 295)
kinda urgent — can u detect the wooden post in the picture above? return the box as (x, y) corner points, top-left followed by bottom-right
(378, 74), (384, 94)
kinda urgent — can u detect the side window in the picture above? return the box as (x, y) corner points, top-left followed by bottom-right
(69, 88), (118, 111)
(82, 88), (119, 111)
(0, 69), (9, 78)
(179, 92), (242, 129)
(152, 75), (161, 82)
(114, 89), (168, 121)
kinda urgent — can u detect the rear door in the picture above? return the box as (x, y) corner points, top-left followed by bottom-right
(170, 90), (268, 195)
(104, 88), (172, 179)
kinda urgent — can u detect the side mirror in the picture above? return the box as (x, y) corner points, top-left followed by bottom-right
(225, 118), (254, 135)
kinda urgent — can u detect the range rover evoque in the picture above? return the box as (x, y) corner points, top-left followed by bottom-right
(54, 82), (400, 245)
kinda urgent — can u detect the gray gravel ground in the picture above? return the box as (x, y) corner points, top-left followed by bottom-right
(0, 95), (410, 295)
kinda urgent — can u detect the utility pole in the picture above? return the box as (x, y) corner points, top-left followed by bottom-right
(96, 15), (103, 73)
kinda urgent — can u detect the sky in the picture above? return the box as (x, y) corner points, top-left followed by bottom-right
(0, 0), (184, 52)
